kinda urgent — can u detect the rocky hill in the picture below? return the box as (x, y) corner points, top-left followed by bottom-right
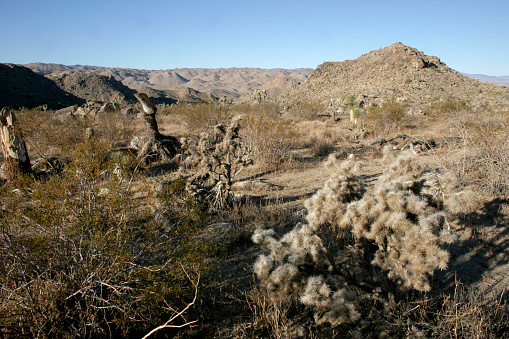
(0, 63), (84, 109)
(283, 42), (509, 108)
(25, 63), (313, 99)
(48, 72), (138, 104)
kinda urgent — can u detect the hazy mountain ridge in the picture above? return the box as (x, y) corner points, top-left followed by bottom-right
(25, 63), (314, 98)
(463, 73), (509, 87)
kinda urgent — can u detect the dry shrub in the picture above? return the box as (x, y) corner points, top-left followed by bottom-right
(234, 101), (281, 117)
(285, 99), (326, 121)
(241, 112), (299, 169)
(93, 111), (137, 148)
(365, 100), (409, 134)
(436, 106), (509, 197)
(432, 282), (509, 339)
(17, 109), (92, 157)
(245, 286), (294, 339)
(17, 108), (136, 157)
(297, 121), (343, 159)
(163, 102), (231, 132)
(425, 99), (470, 120)
(308, 138), (336, 159)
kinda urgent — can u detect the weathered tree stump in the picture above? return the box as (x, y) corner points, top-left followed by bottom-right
(133, 93), (180, 162)
(0, 108), (31, 181)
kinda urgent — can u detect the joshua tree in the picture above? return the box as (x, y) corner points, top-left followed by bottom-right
(0, 108), (31, 181)
(134, 93), (180, 162)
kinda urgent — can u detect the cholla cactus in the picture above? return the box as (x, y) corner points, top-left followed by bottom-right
(181, 115), (253, 210)
(341, 147), (474, 291)
(305, 155), (365, 231)
(253, 148), (474, 326)
(253, 155), (365, 326)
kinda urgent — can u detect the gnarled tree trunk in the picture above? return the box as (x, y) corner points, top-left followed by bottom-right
(0, 108), (31, 181)
(134, 93), (180, 162)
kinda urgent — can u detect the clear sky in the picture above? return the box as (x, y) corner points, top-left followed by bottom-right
(1, 0), (508, 75)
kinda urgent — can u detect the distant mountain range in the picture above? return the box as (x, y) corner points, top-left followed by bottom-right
(24, 63), (313, 99)
(462, 73), (509, 87)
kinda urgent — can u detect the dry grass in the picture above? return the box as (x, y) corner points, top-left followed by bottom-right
(429, 106), (509, 198)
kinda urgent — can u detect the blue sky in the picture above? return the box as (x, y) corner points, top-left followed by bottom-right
(1, 0), (508, 75)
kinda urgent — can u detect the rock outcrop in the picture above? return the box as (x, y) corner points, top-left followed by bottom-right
(0, 63), (84, 109)
(48, 72), (137, 104)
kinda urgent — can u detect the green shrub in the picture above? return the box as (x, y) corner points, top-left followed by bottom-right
(0, 139), (213, 338)
(366, 100), (408, 132)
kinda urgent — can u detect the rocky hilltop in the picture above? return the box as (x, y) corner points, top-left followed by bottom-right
(283, 42), (509, 108)
(0, 63), (84, 109)
(25, 64), (313, 99)
(48, 72), (138, 104)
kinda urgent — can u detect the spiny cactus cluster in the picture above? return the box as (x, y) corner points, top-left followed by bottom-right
(253, 148), (475, 326)
(180, 115), (253, 210)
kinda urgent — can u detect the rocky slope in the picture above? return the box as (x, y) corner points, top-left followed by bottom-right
(48, 72), (138, 104)
(239, 74), (301, 103)
(283, 42), (509, 108)
(25, 63), (313, 99)
(0, 63), (84, 109)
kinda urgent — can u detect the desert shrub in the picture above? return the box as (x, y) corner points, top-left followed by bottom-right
(285, 99), (326, 121)
(431, 282), (509, 338)
(240, 111), (299, 169)
(0, 138), (211, 338)
(164, 102), (231, 132)
(252, 148), (475, 328)
(234, 101), (281, 118)
(16, 108), (136, 157)
(366, 100), (408, 133)
(439, 107), (509, 197)
(16, 109), (92, 156)
(425, 99), (470, 120)
(308, 137), (336, 159)
(93, 111), (137, 148)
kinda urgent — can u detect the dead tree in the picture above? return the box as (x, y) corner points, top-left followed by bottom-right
(0, 108), (31, 181)
(134, 93), (180, 162)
